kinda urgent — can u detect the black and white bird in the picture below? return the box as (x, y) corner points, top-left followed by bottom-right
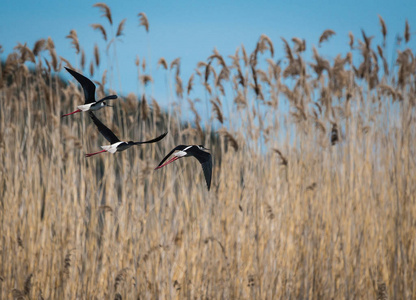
(154, 145), (212, 190)
(62, 67), (118, 117)
(86, 112), (167, 157)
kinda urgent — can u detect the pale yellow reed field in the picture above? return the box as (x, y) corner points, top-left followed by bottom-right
(1, 11), (415, 299)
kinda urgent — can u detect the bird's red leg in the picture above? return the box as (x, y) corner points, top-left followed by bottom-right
(155, 156), (180, 170)
(85, 150), (107, 157)
(61, 109), (81, 118)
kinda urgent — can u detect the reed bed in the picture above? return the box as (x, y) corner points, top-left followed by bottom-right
(0, 9), (415, 299)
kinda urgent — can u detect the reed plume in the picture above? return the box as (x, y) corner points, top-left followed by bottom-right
(94, 44), (100, 66)
(157, 58), (168, 70)
(91, 23), (107, 41)
(65, 30), (80, 54)
(116, 19), (127, 37)
(404, 20), (410, 43)
(319, 29), (336, 45)
(138, 12), (149, 32)
(33, 39), (46, 56)
(93, 3), (113, 25)
(378, 15), (387, 46)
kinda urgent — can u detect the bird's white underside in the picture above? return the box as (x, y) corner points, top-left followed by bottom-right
(101, 142), (124, 153)
(77, 103), (94, 111)
(175, 150), (187, 157)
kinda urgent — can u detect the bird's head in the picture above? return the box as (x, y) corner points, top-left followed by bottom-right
(197, 145), (209, 151)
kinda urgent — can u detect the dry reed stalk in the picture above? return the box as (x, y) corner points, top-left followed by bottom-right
(377, 281), (388, 300)
(2, 17), (416, 300)
(89, 61), (94, 76)
(330, 123), (339, 145)
(228, 47), (240, 69)
(292, 37), (306, 53)
(11, 289), (25, 300)
(114, 293), (122, 300)
(141, 94), (149, 121)
(264, 202), (275, 220)
(259, 34), (274, 57)
(151, 98), (161, 120)
(114, 268), (130, 291)
(319, 29), (336, 45)
(187, 73), (194, 95)
(273, 148), (288, 166)
(15, 43), (35, 64)
(175, 75), (183, 98)
(404, 20), (410, 43)
(210, 100), (224, 124)
(377, 46), (389, 75)
(81, 49), (86, 70)
(241, 44), (249, 66)
(93, 3), (113, 25)
(94, 44), (100, 66)
(141, 57), (146, 71)
(91, 24), (107, 41)
(281, 37), (294, 61)
(46, 36), (55, 50)
(33, 39), (46, 56)
(349, 32), (354, 49)
(170, 57), (181, 74)
(157, 58), (168, 70)
(140, 74), (153, 86)
(63, 251), (72, 275)
(204, 60), (212, 83)
(378, 15), (387, 46)
(65, 30), (80, 54)
(23, 274), (33, 296)
(138, 12), (149, 32)
(116, 19), (127, 37)
(59, 56), (74, 70)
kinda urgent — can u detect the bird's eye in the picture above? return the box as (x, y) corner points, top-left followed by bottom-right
(102, 102), (106, 105)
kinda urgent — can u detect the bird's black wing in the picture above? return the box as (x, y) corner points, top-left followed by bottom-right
(96, 95), (118, 103)
(88, 112), (120, 144)
(65, 67), (96, 104)
(133, 132), (168, 145)
(156, 145), (187, 167)
(193, 150), (212, 190)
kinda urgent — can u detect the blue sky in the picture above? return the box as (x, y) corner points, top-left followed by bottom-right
(1, 0), (415, 109)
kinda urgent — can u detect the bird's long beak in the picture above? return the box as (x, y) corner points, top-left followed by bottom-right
(154, 156), (180, 170)
(107, 105), (113, 107)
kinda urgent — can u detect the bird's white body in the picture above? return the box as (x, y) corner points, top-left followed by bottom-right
(101, 142), (124, 153)
(174, 150), (188, 157)
(77, 102), (105, 112)
(77, 103), (94, 111)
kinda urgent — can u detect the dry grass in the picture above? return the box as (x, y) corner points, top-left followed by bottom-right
(0, 12), (416, 299)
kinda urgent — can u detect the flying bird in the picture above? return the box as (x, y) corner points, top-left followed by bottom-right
(61, 67), (118, 117)
(86, 112), (167, 157)
(154, 145), (212, 190)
